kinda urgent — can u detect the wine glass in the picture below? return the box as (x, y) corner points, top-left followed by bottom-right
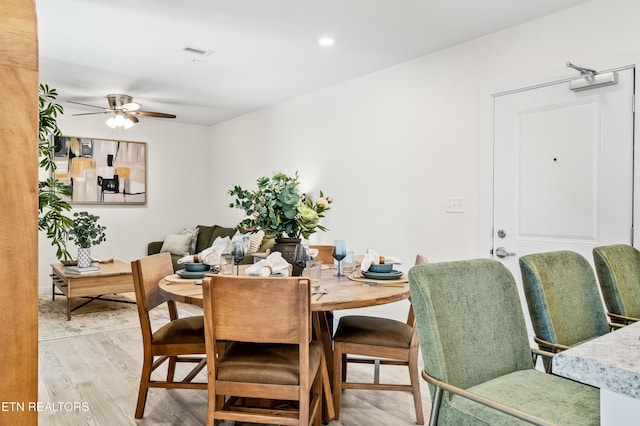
(293, 244), (307, 276)
(231, 240), (246, 275)
(332, 240), (347, 277)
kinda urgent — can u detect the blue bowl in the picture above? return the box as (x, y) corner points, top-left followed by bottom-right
(184, 262), (210, 272)
(368, 263), (393, 273)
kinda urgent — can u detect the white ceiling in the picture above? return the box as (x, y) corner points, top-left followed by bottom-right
(37, 0), (592, 126)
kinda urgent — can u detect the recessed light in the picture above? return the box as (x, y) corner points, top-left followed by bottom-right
(318, 37), (335, 47)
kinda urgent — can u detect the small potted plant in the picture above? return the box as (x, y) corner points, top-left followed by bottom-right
(69, 211), (107, 268)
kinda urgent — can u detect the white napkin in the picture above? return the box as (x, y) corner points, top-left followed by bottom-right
(245, 252), (291, 277)
(177, 236), (230, 266)
(360, 248), (402, 272)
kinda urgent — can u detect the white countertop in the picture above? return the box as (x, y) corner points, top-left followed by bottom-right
(553, 321), (640, 399)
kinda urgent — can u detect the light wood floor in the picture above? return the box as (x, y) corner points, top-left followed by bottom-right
(38, 323), (432, 425)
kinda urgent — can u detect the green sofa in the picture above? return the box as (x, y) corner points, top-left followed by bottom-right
(147, 224), (275, 271)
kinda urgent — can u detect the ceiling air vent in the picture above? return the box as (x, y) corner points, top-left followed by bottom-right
(179, 45), (213, 56)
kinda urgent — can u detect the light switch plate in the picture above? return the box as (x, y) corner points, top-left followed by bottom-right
(446, 197), (464, 213)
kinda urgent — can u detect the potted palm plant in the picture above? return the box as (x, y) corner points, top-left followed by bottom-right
(69, 211), (107, 268)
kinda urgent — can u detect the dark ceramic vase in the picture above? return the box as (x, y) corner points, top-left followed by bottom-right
(271, 237), (303, 276)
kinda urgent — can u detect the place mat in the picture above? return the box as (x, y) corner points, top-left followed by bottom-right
(347, 271), (408, 287)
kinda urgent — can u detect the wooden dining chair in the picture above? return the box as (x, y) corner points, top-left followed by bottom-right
(310, 244), (334, 266)
(331, 254), (427, 424)
(202, 274), (324, 426)
(131, 252), (207, 418)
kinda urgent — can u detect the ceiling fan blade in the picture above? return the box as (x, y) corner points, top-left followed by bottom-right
(67, 100), (108, 110)
(124, 113), (139, 123)
(136, 111), (177, 119)
(71, 111), (111, 116)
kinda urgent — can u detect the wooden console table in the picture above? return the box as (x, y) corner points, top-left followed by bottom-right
(50, 260), (134, 320)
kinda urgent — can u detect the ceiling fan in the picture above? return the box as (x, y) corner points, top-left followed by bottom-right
(68, 94), (176, 128)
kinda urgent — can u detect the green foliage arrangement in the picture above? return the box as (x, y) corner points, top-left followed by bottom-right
(228, 172), (333, 239)
(38, 83), (74, 260)
(69, 212), (107, 248)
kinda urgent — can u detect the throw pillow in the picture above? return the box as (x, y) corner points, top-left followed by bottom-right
(160, 233), (192, 257)
(181, 227), (199, 254)
(247, 230), (265, 254)
(195, 225), (216, 253)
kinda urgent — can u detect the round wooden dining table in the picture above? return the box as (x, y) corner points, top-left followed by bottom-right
(158, 267), (409, 311)
(158, 267), (410, 422)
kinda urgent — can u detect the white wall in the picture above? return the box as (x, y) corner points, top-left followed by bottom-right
(207, 0), (640, 320)
(37, 109), (211, 293)
(39, 0), (640, 321)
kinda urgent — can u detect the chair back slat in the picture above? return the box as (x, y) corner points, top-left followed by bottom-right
(132, 252), (173, 311)
(310, 245), (334, 266)
(203, 275), (310, 344)
(131, 252), (175, 343)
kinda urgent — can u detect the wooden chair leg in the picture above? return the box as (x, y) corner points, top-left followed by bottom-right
(332, 342), (343, 419)
(135, 356), (153, 418)
(320, 352), (335, 422)
(409, 349), (425, 425)
(300, 379), (310, 426)
(313, 369), (323, 426)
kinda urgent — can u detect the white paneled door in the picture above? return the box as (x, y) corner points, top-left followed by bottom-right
(492, 67), (634, 328)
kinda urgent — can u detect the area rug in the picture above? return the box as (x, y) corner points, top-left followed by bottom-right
(38, 292), (203, 341)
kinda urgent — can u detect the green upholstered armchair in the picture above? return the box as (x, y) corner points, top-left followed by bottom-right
(519, 251), (610, 359)
(409, 259), (599, 426)
(593, 244), (640, 325)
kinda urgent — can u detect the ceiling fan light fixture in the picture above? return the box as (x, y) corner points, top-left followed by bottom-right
(114, 114), (125, 127)
(106, 112), (136, 129)
(106, 116), (117, 129)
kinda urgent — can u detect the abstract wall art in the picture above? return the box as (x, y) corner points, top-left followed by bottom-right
(53, 136), (147, 205)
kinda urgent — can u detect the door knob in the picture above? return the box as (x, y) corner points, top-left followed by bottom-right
(495, 247), (516, 258)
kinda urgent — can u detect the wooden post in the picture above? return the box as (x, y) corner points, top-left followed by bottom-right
(0, 0), (39, 424)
